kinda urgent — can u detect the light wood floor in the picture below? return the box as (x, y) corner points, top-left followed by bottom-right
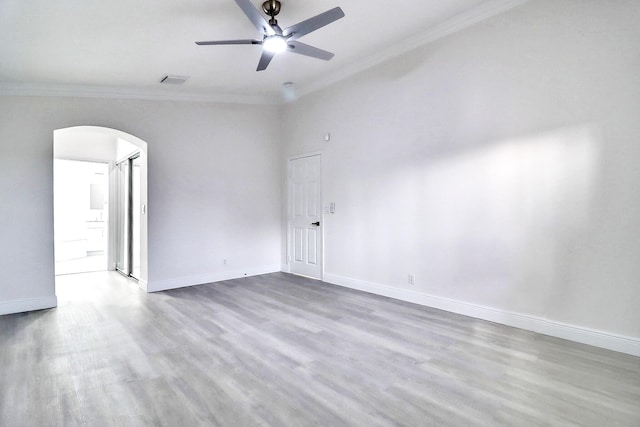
(1, 272), (639, 426)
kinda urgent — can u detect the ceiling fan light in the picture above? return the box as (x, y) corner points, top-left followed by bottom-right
(263, 36), (287, 53)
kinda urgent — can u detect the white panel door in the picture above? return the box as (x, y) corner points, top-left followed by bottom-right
(288, 155), (322, 279)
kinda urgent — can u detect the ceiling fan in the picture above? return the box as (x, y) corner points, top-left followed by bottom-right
(195, 0), (345, 71)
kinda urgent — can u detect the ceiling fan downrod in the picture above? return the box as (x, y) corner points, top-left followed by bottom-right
(262, 0), (281, 26)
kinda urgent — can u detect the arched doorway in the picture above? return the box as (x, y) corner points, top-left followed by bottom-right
(53, 126), (148, 289)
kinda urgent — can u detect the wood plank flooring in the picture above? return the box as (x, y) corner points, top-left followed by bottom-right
(1, 272), (639, 426)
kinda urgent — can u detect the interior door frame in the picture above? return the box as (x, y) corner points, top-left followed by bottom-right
(286, 151), (323, 280)
(127, 153), (141, 280)
(115, 152), (141, 281)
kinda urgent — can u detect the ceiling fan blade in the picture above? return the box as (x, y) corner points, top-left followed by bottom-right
(195, 39), (261, 46)
(235, 0), (276, 36)
(287, 41), (334, 61)
(283, 7), (345, 39)
(256, 50), (276, 71)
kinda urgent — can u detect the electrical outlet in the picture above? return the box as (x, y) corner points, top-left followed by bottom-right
(408, 274), (415, 285)
(223, 259), (227, 265)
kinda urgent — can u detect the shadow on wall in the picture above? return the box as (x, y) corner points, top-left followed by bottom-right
(411, 125), (601, 302)
(340, 124), (609, 307)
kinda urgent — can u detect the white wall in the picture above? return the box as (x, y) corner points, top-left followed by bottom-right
(53, 130), (116, 161)
(116, 137), (139, 163)
(282, 0), (640, 353)
(0, 96), (282, 314)
(142, 101), (282, 291)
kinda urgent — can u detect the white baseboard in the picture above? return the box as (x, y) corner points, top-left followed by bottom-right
(147, 265), (281, 293)
(0, 295), (58, 316)
(137, 278), (149, 292)
(280, 264), (289, 273)
(323, 273), (640, 358)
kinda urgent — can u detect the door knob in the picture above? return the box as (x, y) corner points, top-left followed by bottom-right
(311, 221), (320, 226)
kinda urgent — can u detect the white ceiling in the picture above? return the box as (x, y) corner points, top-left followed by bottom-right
(0, 0), (526, 103)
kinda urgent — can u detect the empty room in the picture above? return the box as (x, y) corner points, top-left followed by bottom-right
(1, 0), (639, 425)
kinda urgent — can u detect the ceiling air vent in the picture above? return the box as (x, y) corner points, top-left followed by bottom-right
(160, 75), (189, 85)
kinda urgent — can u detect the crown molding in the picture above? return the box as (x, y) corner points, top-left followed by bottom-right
(0, 0), (528, 105)
(297, 0), (529, 98)
(0, 81), (279, 105)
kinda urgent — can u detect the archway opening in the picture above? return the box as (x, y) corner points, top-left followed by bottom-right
(53, 126), (148, 289)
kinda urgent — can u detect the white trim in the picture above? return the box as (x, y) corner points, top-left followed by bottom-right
(323, 273), (640, 357)
(137, 278), (149, 292)
(146, 265), (281, 293)
(0, 82), (277, 106)
(287, 150), (324, 162)
(298, 0), (529, 99)
(53, 156), (111, 164)
(0, 296), (58, 316)
(280, 264), (290, 273)
(289, 272), (323, 281)
(55, 126), (148, 151)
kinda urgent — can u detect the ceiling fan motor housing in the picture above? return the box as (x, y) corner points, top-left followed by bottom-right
(262, 0), (281, 25)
